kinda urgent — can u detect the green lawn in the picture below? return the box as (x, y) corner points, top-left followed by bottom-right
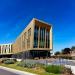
(0, 62), (60, 75)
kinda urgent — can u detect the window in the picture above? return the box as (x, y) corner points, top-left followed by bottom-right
(46, 31), (50, 48)
(24, 32), (26, 39)
(0, 46), (1, 53)
(48, 32), (50, 48)
(22, 35), (25, 49)
(5, 49), (6, 53)
(24, 32), (26, 48)
(28, 28), (31, 37)
(39, 28), (45, 48)
(27, 39), (30, 48)
(33, 26), (39, 48)
(9, 47), (10, 53)
(26, 28), (31, 48)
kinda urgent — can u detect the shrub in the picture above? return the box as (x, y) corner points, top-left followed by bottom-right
(1, 58), (9, 63)
(18, 60), (36, 68)
(60, 56), (72, 59)
(44, 65), (63, 74)
(66, 68), (73, 75)
(11, 58), (17, 62)
(4, 59), (15, 64)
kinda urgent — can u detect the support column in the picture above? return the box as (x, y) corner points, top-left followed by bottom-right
(1, 46), (2, 54)
(45, 28), (46, 48)
(50, 27), (52, 50)
(21, 37), (22, 50)
(38, 27), (40, 48)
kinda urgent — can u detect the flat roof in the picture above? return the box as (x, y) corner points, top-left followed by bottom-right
(33, 18), (52, 26)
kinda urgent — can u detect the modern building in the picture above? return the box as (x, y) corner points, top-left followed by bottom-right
(12, 18), (53, 59)
(0, 44), (12, 58)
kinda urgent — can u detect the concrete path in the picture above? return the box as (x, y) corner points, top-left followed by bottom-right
(0, 66), (37, 75)
(70, 66), (75, 75)
(65, 65), (75, 75)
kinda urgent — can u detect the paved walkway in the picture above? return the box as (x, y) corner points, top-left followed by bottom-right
(0, 69), (18, 75)
(65, 65), (75, 75)
(0, 66), (37, 75)
(70, 66), (75, 75)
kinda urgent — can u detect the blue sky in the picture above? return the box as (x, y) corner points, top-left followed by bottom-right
(0, 0), (75, 52)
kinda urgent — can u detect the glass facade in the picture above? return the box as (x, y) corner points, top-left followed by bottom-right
(46, 31), (50, 48)
(33, 26), (39, 48)
(48, 32), (50, 48)
(34, 25), (50, 48)
(39, 28), (45, 48)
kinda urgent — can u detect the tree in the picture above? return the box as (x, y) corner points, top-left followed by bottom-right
(62, 48), (71, 54)
(71, 46), (75, 51)
(55, 51), (60, 55)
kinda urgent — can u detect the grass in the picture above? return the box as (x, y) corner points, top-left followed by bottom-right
(44, 65), (64, 74)
(0, 62), (60, 75)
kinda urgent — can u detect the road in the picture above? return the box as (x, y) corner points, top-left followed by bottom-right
(0, 69), (19, 75)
